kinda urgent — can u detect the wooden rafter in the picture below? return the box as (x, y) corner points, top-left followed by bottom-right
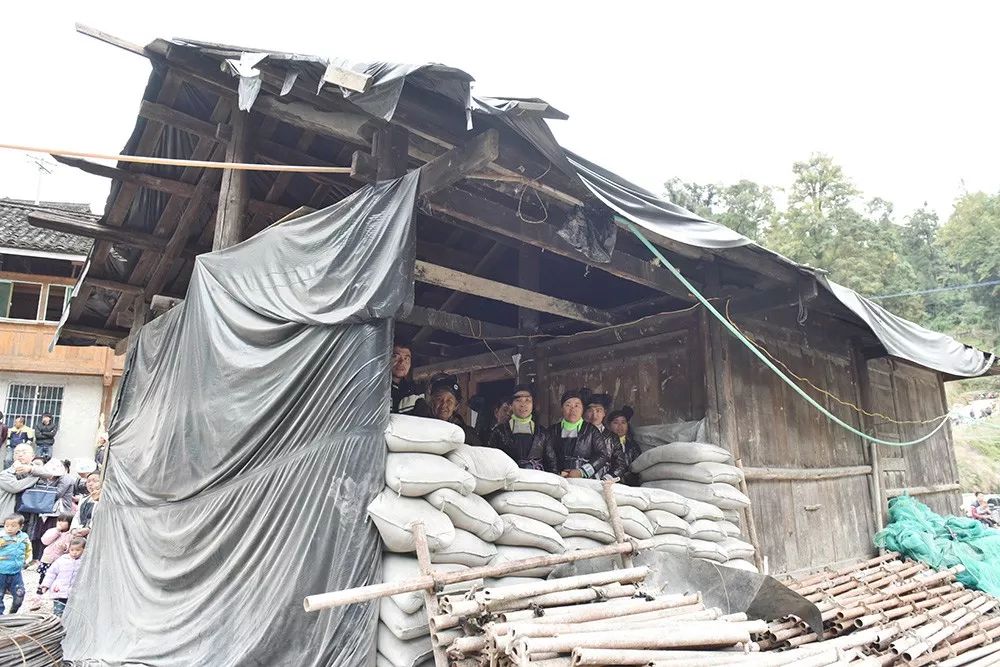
(27, 212), (209, 257)
(400, 306), (521, 341)
(415, 260), (613, 326)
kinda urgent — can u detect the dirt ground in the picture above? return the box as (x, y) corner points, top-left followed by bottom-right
(0, 565), (54, 616)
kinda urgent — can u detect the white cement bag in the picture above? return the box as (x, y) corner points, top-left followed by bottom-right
(378, 622), (432, 667)
(688, 519), (727, 543)
(724, 559), (759, 573)
(562, 535), (606, 551)
(567, 478), (649, 510)
(642, 487), (690, 517)
(368, 490), (456, 553)
(723, 509), (742, 524)
(425, 488), (504, 542)
(639, 461), (744, 485)
(497, 514), (565, 553)
(380, 597), (428, 641)
(643, 479), (750, 510)
(447, 444), (519, 495)
(719, 521), (742, 538)
(646, 533), (691, 555)
(560, 485), (609, 520)
(681, 498), (726, 522)
(556, 513), (616, 544)
(631, 441), (734, 471)
(386, 414), (463, 454)
(383, 555), (478, 614)
(488, 491), (569, 526)
(688, 538), (727, 563)
(430, 528), (497, 567)
(618, 505), (655, 540)
(505, 468), (569, 498)
(645, 509), (689, 536)
(490, 545), (554, 577)
(385, 453), (475, 497)
(718, 537), (756, 561)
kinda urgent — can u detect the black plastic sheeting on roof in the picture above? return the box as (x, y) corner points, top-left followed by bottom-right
(61, 173), (419, 666)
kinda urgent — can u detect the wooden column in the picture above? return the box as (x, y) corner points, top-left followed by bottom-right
(850, 340), (884, 538)
(213, 110), (250, 250)
(125, 295), (149, 357)
(373, 125), (409, 180)
(517, 245), (541, 384)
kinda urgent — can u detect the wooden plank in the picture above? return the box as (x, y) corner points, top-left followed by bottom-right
(373, 125), (409, 180)
(416, 130), (500, 196)
(400, 305), (521, 340)
(742, 465), (872, 481)
(85, 277), (145, 296)
(62, 324), (129, 342)
(413, 349), (515, 379)
(76, 23), (148, 57)
(411, 243), (509, 346)
(427, 188), (692, 300)
(27, 212), (208, 257)
(138, 100), (227, 142)
(885, 483), (961, 498)
(322, 63), (373, 93)
(728, 279), (819, 316)
(415, 260), (613, 326)
(213, 111), (250, 250)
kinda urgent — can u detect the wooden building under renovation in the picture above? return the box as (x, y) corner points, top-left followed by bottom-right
(35, 27), (997, 574)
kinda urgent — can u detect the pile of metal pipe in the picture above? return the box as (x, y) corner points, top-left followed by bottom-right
(757, 551), (1000, 666)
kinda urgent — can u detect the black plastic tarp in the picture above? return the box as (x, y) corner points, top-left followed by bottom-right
(61, 172), (420, 666)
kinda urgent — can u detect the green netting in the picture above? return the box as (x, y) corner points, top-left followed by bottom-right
(874, 495), (1000, 596)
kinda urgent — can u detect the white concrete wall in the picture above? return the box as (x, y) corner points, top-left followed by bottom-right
(0, 371), (104, 463)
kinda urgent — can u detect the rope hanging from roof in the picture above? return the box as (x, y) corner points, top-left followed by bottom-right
(0, 142), (353, 173)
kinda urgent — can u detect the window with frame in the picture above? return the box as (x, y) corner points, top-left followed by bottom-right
(0, 281), (70, 322)
(4, 384), (63, 429)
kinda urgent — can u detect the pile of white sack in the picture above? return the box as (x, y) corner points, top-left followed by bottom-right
(369, 415), (759, 667)
(631, 422), (758, 573)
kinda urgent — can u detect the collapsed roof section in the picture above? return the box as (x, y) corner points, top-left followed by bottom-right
(35, 30), (995, 378)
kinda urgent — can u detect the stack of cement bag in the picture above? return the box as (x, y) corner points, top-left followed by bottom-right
(631, 424), (758, 572)
(368, 415), (571, 667)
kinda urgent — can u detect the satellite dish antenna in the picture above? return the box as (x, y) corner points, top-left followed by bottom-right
(25, 154), (57, 204)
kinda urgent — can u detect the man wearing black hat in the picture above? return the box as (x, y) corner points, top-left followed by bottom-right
(486, 385), (550, 469)
(607, 406), (641, 485)
(427, 373), (482, 446)
(544, 390), (614, 478)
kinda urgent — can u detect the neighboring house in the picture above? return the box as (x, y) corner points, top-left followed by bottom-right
(0, 198), (123, 462)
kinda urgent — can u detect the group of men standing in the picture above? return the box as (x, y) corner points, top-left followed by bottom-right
(390, 340), (641, 484)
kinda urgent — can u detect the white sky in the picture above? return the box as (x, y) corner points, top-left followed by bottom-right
(1, 1), (998, 221)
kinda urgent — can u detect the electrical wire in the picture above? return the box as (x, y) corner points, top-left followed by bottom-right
(624, 220), (951, 448)
(871, 279), (1000, 301)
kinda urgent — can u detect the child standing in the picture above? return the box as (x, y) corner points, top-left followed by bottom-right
(38, 513), (74, 584)
(0, 514), (31, 614)
(40, 537), (85, 617)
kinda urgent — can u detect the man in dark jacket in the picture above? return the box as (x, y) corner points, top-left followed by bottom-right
(34, 414), (57, 462)
(427, 374), (481, 446)
(390, 340), (429, 416)
(487, 385), (549, 469)
(543, 390), (613, 478)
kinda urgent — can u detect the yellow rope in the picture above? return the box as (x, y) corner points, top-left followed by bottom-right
(0, 142), (353, 173)
(723, 300), (950, 426)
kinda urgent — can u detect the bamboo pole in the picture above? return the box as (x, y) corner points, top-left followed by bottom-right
(512, 621), (768, 656)
(0, 141), (354, 173)
(602, 478), (634, 568)
(412, 523), (449, 667)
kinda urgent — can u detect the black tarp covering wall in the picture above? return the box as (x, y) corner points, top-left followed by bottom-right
(62, 172), (420, 666)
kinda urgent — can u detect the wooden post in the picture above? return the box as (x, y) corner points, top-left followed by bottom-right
(373, 125), (409, 180)
(125, 294), (148, 357)
(851, 340), (885, 538)
(517, 245), (541, 383)
(213, 110), (250, 250)
(412, 522), (449, 667)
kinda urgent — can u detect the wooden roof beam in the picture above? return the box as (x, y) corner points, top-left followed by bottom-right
(27, 212), (209, 258)
(400, 305), (522, 341)
(61, 324), (129, 343)
(415, 260), (612, 326)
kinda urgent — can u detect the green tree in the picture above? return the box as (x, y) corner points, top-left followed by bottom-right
(664, 178), (774, 241)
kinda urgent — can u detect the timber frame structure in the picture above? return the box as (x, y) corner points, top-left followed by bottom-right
(34, 26), (995, 573)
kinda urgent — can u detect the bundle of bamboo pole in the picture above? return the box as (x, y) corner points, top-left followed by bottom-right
(758, 552), (1000, 666)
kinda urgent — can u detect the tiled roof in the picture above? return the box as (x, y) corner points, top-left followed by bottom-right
(0, 199), (94, 256)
